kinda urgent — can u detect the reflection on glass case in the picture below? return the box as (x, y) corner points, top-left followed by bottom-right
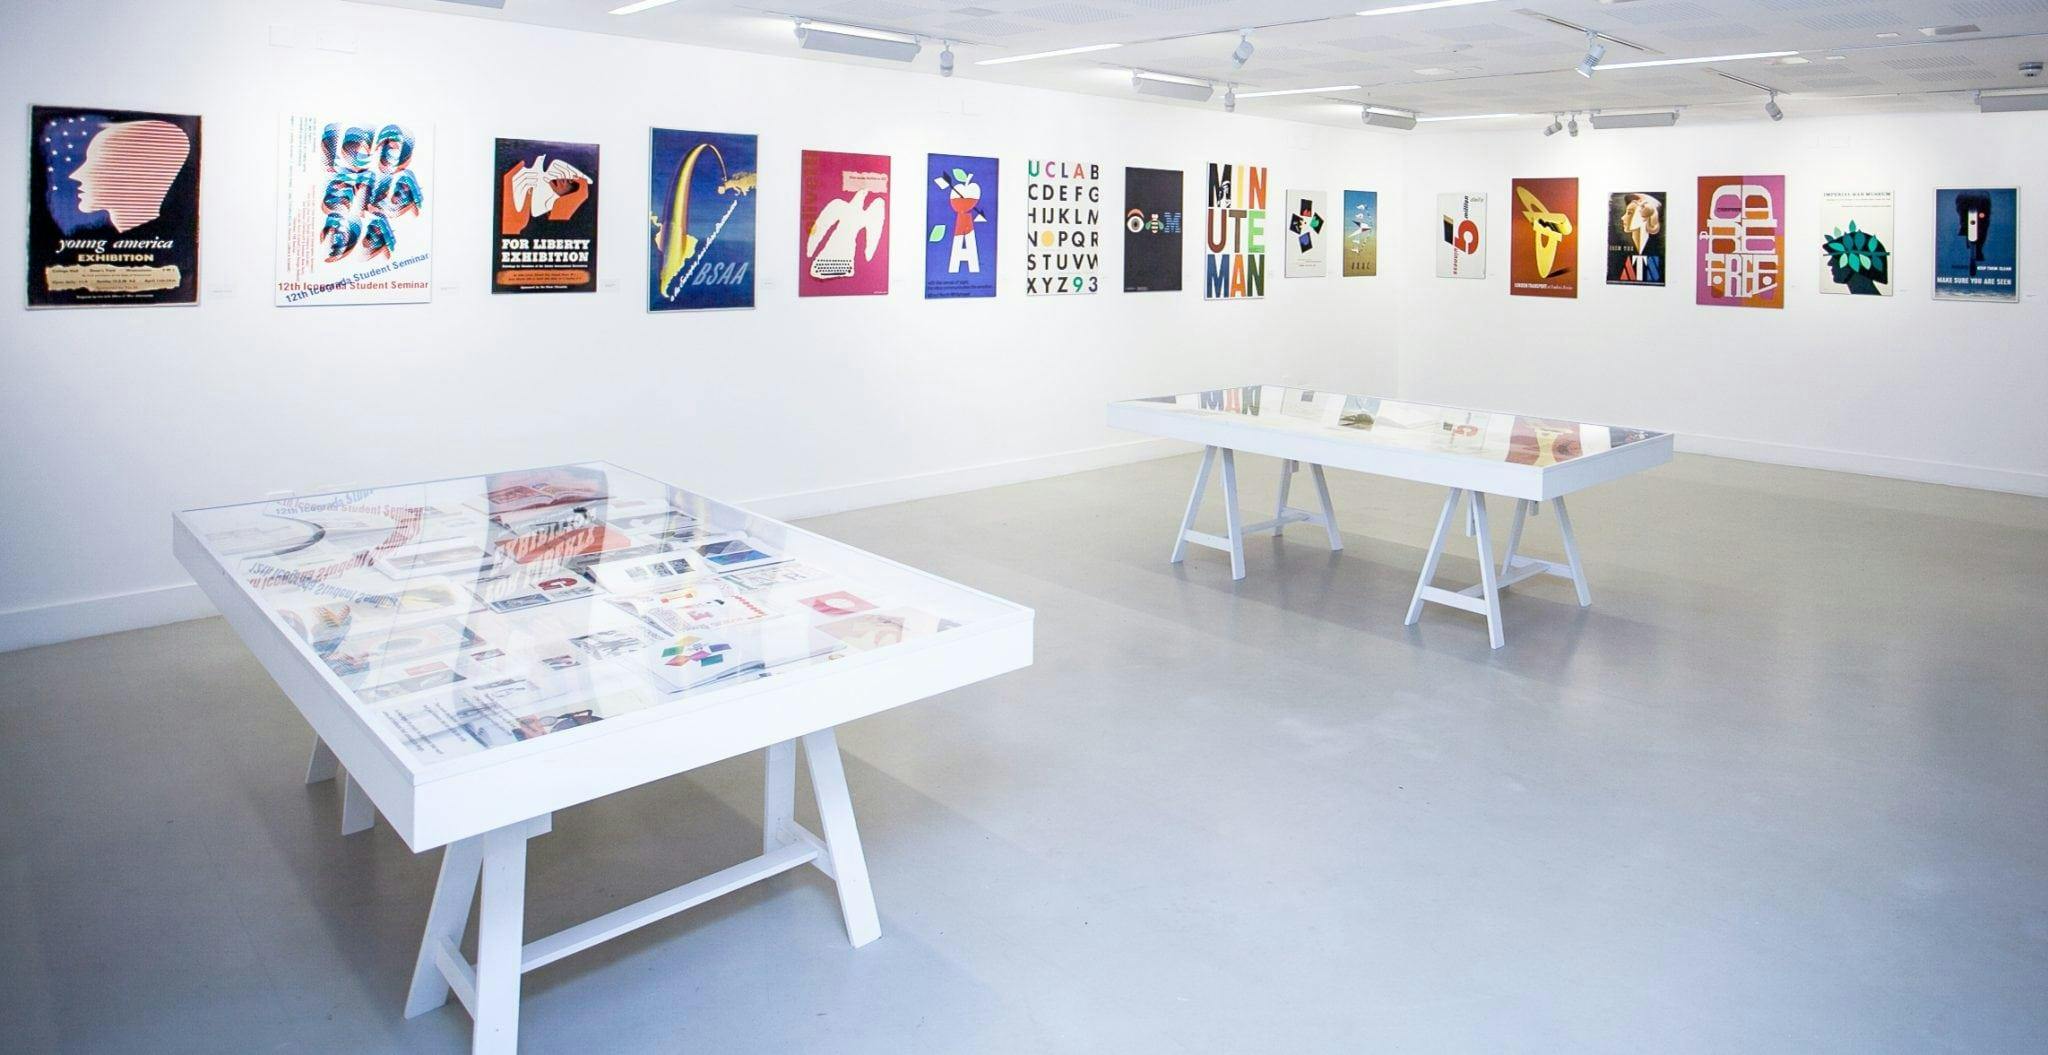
(178, 463), (976, 768)
(1135, 386), (1665, 466)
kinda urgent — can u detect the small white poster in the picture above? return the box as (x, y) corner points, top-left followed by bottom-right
(1437, 192), (1486, 280)
(1283, 189), (1329, 278)
(276, 115), (434, 306)
(1817, 190), (1894, 297)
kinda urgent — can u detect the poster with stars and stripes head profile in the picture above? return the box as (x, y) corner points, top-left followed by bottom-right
(28, 105), (201, 307)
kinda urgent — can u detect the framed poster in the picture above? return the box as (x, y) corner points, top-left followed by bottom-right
(1204, 161), (1267, 299)
(925, 153), (996, 299)
(28, 105), (200, 307)
(1283, 189), (1328, 278)
(1025, 158), (1101, 295)
(648, 128), (756, 312)
(1437, 193), (1485, 279)
(1509, 177), (1577, 298)
(1606, 191), (1665, 286)
(800, 150), (889, 297)
(1933, 188), (2018, 302)
(1817, 190), (1893, 297)
(276, 115), (433, 306)
(1123, 166), (1183, 293)
(1696, 175), (1785, 309)
(1342, 190), (1377, 278)
(492, 137), (597, 294)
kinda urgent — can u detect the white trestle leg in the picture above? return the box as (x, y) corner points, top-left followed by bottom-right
(1406, 487), (1508, 649)
(1495, 495), (1593, 607)
(1175, 451), (1341, 580)
(340, 769), (375, 835)
(305, 735), (338, 784)
(405, 731), (886, 1051)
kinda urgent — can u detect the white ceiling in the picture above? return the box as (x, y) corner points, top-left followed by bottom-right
(367, 0), (2048, 130)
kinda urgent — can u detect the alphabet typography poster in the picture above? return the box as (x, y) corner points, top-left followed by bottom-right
(800, 149), (889, 297)
(1205, 161), (1266, 299)
(1695, 175), (1784, 309)
(28, 105), (200, 307)
(1025, 158), (1100, 295)
(925, 153), (998, 299)
(493, 137), (598, 294)
(648, 128), (757, 312)
(276, 115), (433, 306)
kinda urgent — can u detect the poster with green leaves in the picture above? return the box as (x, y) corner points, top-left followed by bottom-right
(1818, 190), (1893, 297)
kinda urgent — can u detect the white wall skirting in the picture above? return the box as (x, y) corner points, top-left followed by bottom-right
(1675, 434), (2048, 498)
(0, 582), (219, 656)
(0, 437), (1194, 655)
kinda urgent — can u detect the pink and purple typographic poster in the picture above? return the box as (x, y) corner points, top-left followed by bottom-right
(1695, 174), (1785, 309)
(799, 149), (890, 298)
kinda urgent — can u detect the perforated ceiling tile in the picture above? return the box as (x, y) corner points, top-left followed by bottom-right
(1011, 3), (1125, 23)
(1657, 22), (1769, 42)
(1325, 34), (1421, 53)
(819, 0), (937, 22)
(1952, 0), (2048, 16)
(1885, 51), (1983, 68)
(1605, 1), (1718, 25)
(933, 16), (1038, 36)
(1121, 0), (1242, 10)
(1907, 66), (1994, 80)
(1420, 22), (1529, 42)
(1786, 74), (1884, 87)
(1795, 9), (1907, 31)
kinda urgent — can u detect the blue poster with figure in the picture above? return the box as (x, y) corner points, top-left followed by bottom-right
(648, 128), (757, 312)
(1933, 187), (2018, 302)
(924, 153), (997, 299)
(28, 104), (201, 307)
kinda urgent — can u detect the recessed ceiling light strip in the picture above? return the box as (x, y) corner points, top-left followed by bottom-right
(1236, 84), (1364, 98)
(1357, 0), (1508, 16)
(976, 42), (1122, 66)
(1598, 50), (1799, 71)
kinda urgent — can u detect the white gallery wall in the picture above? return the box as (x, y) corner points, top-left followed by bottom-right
(1, 0), (2043, 652)
(1395, 113), (2046, 492)
(0, 0), (1406, 650)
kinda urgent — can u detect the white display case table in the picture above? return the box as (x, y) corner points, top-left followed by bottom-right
(173, 462), (1033, 1053)
(1109, 386), (1672, 648)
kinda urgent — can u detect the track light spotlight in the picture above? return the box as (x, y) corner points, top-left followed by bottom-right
(940, 42), (954, 77)
(1568, 112), (1579, 137)
(1576, 31), (1606, 78)
(1764, 91), (1783, 120)
(1231, 32), (1254, 69)
(1224, 85), (1237, 112)
(1542, 114), (1563, 136)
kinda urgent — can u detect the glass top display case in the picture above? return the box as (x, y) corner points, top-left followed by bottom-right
(1119, 386), (1667, 467)
(174, 462), (1028, 782)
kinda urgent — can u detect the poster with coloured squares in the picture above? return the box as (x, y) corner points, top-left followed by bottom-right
(1283, 189), (1328, 278)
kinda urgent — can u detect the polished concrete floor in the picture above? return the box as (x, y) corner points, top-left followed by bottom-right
(3, 453), (2045, 1053)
